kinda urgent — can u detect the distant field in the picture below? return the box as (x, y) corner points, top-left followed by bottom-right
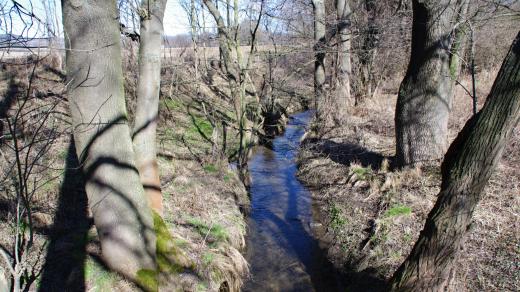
(1, 45), (306, 61)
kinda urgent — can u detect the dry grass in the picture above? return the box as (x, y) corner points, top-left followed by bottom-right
(0, 53), (251, 291)
(297, 70), (520, 291)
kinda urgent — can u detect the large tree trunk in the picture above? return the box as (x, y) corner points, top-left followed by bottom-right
(133, 0), (168, 215)
(395, 0), (457, 167)
(312, 0), (326, 121)
(334, 0), (352, 121)
(62, 0), (156, 280)
(390, 31), (520, 292)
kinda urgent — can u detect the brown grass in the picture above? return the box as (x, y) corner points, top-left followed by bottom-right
(0, 51), (251, 291)
(297, 69), (520, 291)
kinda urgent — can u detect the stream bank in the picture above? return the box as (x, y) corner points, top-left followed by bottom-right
(295, 95), (520, 291)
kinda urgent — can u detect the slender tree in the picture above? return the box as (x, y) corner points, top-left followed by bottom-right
(358, 0), (378, 103)
(312, 0), (326, 121)
(133, 0), (168, 215)
(62, 0), (156, 279)
(390, 30), (520, 291)
(394, 0), (458, 167)
(334, 0), (353, 120)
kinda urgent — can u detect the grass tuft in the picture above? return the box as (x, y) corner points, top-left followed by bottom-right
(384, 204), (412, 218)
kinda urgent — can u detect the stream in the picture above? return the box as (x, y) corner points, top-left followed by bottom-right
(243, 111), (340, 291)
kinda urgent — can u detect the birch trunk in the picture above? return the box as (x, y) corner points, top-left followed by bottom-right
(62, 0), (156, 279)
(133, 0), (168, 215)
(390, 31), (520, 291)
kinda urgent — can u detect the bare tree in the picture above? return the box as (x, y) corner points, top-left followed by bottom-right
(62, 0), (156, 281)
(394, 0), (460, 167)
(390, 30), (520, 291)
(201, 0), (265, 181)
(312, 0), (326, 121)
(133, 0), (168, 215)
(334, 0), (353, 121)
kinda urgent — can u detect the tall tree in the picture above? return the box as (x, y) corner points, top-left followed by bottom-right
(312, 0), (326, 121)
(390, 31), (520, 291)
(334, 0), (353, 120)
(133, 0), (168, 215)
(62, 0), (156, 280)
(394, 0), (458, 167)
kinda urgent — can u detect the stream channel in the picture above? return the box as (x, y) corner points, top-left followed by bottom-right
(243, 111), (340, 291)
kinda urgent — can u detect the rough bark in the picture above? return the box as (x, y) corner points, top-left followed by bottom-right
(133, 0), (168, 215)
(312, 0), (326, 120)
(390, 31), (520, 291)
(62, 0), (156, 279)
(395, 0), (457, 167)
(334, 0), (353, 121)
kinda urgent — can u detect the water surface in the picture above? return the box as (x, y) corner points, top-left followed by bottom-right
(244, 111), (339, 291)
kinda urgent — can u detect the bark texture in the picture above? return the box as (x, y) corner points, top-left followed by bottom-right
(312, 0), (326, 119)
(62, 0), (156, 278)
(334, 0), (353, 121)
(133, 0), (168, 215)
(395, 0), (457, 167)
(390, 31), (520, 291)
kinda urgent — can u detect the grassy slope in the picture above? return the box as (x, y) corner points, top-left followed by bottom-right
(297, 72), (519, 291)
(0, 57), (250, 291)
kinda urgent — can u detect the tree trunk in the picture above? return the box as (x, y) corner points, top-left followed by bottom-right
(133, 0), (168, 215)
(335, 0), (353, 121)
(395, 0), (457, 167)
(448, 0), (470, 85)
(62, 0), (156, 280)
(358, 0), (378, 104)
(390, 31), (520, 291)
(312, 0), (326, 120)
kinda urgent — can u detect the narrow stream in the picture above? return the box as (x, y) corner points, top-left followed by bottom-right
(243, 111), (339, 291)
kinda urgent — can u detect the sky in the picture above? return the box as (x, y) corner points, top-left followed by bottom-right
(2, 0), (191, 38)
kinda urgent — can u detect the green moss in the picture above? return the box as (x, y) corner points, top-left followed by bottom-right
(188, 116), (213, 138)
(203, 164), (218, 173)
(202, 252), (215, 266)
(153, 211), (191, 274)
(186, 217), (228, 243)
(330, 203), (347, 231)
(385, 204), (412, 217)
(136, 269), (158, 292)
(162, 98), (183, 110)
(352, 166), (372, 180)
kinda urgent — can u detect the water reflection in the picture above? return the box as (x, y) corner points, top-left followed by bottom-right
(244, 111), (339, 292)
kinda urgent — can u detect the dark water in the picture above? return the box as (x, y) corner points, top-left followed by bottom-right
(243, 111), (339, 292)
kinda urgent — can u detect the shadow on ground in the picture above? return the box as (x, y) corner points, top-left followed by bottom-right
(39, 138), (91, 292)
(304, 138), (391, 170)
